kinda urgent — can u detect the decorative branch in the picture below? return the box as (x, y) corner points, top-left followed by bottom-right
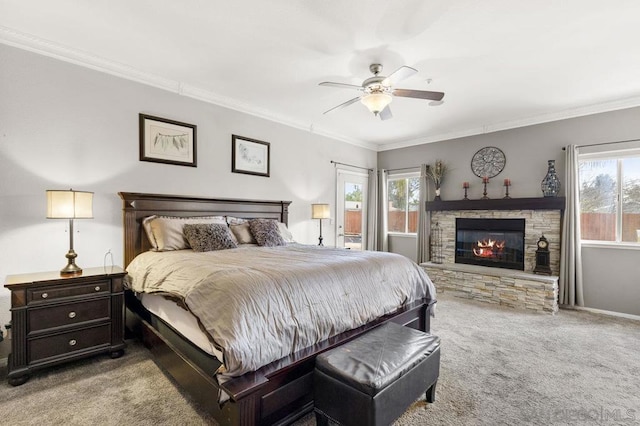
(425, 160), (448, 188)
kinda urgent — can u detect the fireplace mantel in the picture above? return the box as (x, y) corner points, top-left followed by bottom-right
(426, 197), (565, 212)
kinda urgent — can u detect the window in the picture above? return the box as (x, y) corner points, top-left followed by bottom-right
(387, 174), (420, 234)
(578, 152), (640, 243)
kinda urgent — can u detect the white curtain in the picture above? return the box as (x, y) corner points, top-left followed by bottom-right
(417, 164), (431, 263)
(559, 145), (584, 306)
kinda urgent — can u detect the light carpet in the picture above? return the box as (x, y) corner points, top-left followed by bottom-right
(1, 293), (639, 425)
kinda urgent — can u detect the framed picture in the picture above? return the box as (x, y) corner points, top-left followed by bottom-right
(232, 135), (270, 177)
(139, 113), (197, 167)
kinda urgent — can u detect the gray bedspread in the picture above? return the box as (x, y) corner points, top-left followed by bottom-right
(126, 244), (436, 377)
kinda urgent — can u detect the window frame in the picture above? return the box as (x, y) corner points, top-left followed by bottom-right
(386, 172), (420, 236)
(578, 149), (640, 246)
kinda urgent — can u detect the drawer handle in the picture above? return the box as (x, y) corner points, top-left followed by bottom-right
(69, 339), (77, 346)
(68, 311), (76, 319)
(41, 293), (48, 299)
(95, 286), (101, 291)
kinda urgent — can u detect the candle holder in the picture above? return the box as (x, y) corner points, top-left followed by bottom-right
(482, 177), (490, 199)
(462, 182), (469, 200)
(503, 179), (511, 199)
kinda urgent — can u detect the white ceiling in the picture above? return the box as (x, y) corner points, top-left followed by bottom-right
(3, 0), (640, 151)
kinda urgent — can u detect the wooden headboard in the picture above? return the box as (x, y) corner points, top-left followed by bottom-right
(119, 192), (291, 267)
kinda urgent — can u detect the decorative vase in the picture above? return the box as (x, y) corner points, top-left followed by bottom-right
(434, 187), (441, 201)
(541, 160), (561, 197)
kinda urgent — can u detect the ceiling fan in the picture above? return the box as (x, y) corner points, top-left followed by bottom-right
(319, 64), (445, 120)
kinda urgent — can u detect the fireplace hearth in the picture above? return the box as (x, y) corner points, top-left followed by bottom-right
(455, 218), (525, 270)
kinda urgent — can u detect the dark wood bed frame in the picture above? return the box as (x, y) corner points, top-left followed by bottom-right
(120, 192), (434, 426)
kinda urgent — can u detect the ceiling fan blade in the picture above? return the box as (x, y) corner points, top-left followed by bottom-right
(379, 105), (393, 121)
(323, 97), (361, 114)
(393, 88), (445, 101)
(319, 82), (363, 91)
(383, 66), (418, 86)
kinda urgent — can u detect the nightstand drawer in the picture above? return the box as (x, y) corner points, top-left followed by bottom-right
(28, 324), (111, 363)
(28, 280), (110, 303)
(28, 298), (110, 333)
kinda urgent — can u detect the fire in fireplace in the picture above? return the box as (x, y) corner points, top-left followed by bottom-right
(473, 238), (506, 258)
(455, 218), (525, 270)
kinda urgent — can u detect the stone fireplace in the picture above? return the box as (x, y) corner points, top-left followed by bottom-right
(422, 197), (565, 314)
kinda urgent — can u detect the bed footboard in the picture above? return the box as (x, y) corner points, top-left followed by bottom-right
(127, 295), (433, 426)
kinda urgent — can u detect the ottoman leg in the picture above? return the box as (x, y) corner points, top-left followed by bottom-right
(315, 411), (329, 426)
(426, 380), (438, 403)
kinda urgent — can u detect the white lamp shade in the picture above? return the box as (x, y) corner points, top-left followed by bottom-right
(361, 93), (392, 114)
(47, 190), (94, 219)
(311, 204), (330, 219)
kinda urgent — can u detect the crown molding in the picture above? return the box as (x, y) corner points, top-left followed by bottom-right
(4, 26), (640, 154)
(378, 96), (640, 151)
(0, 26), (377, 152)
(180, 84), (376, 151)
(0, 26), (180, 92)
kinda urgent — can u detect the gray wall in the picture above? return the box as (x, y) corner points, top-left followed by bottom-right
(379, 107), (640, 316)
(0, 45), (376, 329)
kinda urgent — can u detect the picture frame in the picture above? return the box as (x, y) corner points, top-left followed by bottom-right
(231, 135), (270, 177)
(139, 113), (197, 167)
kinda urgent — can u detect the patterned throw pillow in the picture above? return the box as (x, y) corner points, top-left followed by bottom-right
(183, 223), (238, 252)
(249, 219), (286, 247)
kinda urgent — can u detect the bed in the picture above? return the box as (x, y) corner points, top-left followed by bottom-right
(120, 192), (436, 426)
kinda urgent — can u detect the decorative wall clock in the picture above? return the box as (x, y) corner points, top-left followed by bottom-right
(471, 146), (506, 178)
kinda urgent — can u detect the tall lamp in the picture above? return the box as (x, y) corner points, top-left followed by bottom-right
(47, 189), (94, 275)
(311, 203), (330, 246)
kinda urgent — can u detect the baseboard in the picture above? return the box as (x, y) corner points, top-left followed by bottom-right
(569, 306), (640, 322)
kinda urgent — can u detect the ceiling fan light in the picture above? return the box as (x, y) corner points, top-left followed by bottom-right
(361, 93), (392, 115)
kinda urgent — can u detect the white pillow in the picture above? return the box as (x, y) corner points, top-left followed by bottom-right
(225, 216), (247, 226)
(277, 222), (295, 243)
(229, 222), (257, 244)
(142, 215), (160, 249)
(143, 215), (227, 251)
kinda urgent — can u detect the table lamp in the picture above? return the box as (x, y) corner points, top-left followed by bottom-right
(311, 203), (330, 246)
(46, 189), (94, 275)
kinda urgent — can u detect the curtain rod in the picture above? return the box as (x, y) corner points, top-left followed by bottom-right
(330, 160), (373, 172)
(562, 138), (640, 150)
(385, 166), (420, 172)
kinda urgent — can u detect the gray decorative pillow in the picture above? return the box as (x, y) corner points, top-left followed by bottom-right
(249, 219), (286, 247)
(183, 223), (237, 252)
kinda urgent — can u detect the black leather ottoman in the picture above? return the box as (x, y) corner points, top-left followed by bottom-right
(314, 322), (440, 426)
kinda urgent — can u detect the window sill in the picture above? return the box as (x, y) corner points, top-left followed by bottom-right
(387, 233), (417, 238)
(581, 241), (640, 251)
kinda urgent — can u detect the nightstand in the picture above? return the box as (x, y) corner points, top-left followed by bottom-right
(4, 266), (127, 386)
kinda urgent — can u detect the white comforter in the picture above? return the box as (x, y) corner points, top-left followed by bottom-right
(126, 244), (435, 377)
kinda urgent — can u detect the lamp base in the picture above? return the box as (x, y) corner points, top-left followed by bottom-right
(317, 236), (324, 246)
(60, 249), (82, 276)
